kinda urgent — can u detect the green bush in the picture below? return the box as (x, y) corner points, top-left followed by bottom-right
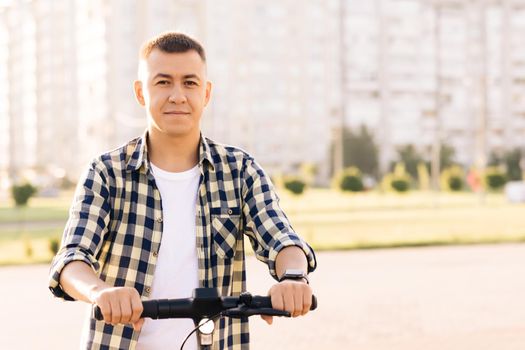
(485, 167), (507, 191)
(49, 237), (60, 255)
(11, 183), (38, 207)
(440, 166), (465, 192)
(391, 178), (410, 192)
(382, 163), (412, 193)
(448, 176), (463, 191)
(336, 167), (364, 192)
(283, 178), (306, 195)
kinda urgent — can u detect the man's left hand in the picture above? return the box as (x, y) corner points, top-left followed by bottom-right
(261, 279), (312, 325)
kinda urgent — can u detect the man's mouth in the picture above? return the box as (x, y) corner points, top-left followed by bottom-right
(164, 111), (190, 115)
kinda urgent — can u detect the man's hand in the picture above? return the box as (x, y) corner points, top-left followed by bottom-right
(261, 279), (313, 325)
(90, 286), (144, 331)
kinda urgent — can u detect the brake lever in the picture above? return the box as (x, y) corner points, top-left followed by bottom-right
(223, 306), (291, 318)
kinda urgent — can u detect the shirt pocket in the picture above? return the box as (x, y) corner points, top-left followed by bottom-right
(211, 207), (241, 259)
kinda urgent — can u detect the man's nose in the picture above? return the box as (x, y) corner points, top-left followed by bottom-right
(168, 85), (187, 104)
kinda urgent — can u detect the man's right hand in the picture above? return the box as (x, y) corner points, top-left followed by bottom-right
(59, 261), (145, 331)
(90, 286), (144, 331)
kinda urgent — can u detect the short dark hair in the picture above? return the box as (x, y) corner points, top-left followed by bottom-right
(139, 32), (206, 62)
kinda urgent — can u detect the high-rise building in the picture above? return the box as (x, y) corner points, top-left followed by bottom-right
(33, 0), (78, 178)
(0, 7), (9, 177)
(67, 0), (206, 176)
(344, 0), (525, 171)
(3, 0), (37, 181)
(203, 0), (340, 181)
(2, 0), (525, 187)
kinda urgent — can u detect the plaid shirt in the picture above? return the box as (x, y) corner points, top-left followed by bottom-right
(48, 132), (317, 350)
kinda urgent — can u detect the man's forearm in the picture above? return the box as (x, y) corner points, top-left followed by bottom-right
(59, 261), (110, 303)
(275, 246), (308, 279)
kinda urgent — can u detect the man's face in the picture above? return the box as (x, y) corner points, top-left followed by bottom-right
(134, 49), (211, 139)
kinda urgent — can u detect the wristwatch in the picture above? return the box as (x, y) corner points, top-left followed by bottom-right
(278, 269), (309, 284)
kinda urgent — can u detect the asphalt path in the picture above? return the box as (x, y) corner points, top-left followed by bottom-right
(1, 244), (524, 349)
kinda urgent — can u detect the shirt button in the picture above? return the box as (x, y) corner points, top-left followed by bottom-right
(156, 216), (163, 223)
(153, 251), (158, 257)
(145, 287), (151, 294)
(228, 209), (233, 215)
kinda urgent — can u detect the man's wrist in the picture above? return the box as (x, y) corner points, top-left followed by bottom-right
(88, 284), (110, 304)
(278, 269), (309, 284)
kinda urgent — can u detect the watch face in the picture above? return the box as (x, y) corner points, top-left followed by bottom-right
(280, 269), (309, 284)
(284, 269), (305, 278)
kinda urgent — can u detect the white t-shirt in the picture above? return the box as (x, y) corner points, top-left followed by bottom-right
(136, 163), (201, 350)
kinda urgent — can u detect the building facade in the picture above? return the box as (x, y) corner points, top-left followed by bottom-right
(1, 0), (524, 188)
(344, 0), (525, 170)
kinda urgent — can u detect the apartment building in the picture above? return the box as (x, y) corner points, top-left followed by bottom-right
(2, 0), (524, 186)
(344, 0), (525, 170)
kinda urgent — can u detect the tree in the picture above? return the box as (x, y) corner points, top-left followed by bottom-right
(486, 148), (522, 181)
(11, 183), (38, 207)
(504, 148), (522, 181)
(439, 143), (457, 171)
(393, 145), (425, 180)
(487, 150), (503, 167)
(331, 125), (379, 178)
(485, 167), (507, 191)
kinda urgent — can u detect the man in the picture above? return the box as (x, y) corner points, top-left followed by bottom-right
(49, 32), (316, 350)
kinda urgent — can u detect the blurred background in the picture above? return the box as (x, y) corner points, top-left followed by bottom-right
(1, 0), (525, 349)
(1, 0), (525, 256)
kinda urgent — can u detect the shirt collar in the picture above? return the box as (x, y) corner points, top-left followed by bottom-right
(126, 130), (215, 173)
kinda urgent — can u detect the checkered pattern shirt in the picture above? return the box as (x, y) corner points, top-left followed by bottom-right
(48, 132), (317, 350)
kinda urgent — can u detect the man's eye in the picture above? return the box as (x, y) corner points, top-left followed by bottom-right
(185, 81), (198, 86)
(156, 80), (169, 85)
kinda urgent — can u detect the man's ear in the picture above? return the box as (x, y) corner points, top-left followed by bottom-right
(204, 80), (212, 106)
(133, 80), (145, 106)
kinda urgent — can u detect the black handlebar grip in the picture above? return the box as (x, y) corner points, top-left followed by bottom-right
(141, 300), (159, 319)
(93, 294), (318, 321)
(93, 305), (103, 321)
(311, 295), (317, 310)
(93, 300), (161, 321)
(250, 295), (318, 311)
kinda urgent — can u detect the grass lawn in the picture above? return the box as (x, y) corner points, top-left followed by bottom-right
(1, 189), (524, 265)
(0, 191), (72, 223)
(279, 189), (525, 250)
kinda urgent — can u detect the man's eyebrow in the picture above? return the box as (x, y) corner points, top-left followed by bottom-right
(152, 73), (201, 81)
(152, 73), (172, 80)
(183, 74), (201, 81)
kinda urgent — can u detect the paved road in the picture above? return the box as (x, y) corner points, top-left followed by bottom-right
(1, 244), (524, 349)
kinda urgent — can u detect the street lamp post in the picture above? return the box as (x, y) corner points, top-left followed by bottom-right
(432, 1), (442, 196)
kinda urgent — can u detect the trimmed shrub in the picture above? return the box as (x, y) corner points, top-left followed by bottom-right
(382, 163), (412, 193)
(335, 167), (364, 192)
(485, 167), (507, 191)
(11, 183), (38, 207)
(391, 178), (410, 192)
(49, 237), (60, 255)
(440, 166), (465, 192)
(283, 178), (306, 195)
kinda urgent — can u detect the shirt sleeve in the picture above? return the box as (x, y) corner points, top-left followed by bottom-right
(48, 159), (111, 300)
(241, 157), (317, 280)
